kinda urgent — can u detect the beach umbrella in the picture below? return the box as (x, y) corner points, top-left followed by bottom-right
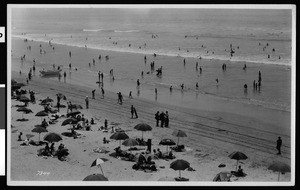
(66, 110), (81, 118)
(32, 127), (48, 141)
(19, 96), (30, 106)
(172, 129), (187, 146)
(83, 173), (108, 181)
(61, 118), (78, 126)
(35, 110), (49, 122)
(91, 158), (109, 176)
(16, 107), (33, 120)
(110, 132), (129, 147)
(170, 159), (190, 179)
(122, 138), (139, 147)
(228, 151), (248, 171)
(41, 97), (54, 104)
(122, 138), (139, 152)
(268, 162), (291, 181)
(25, 134), (35, 139)
(43, 132), (63, 143)
(71, 104), (83, 109)
(134, 123), (152, 140)
(213, 172), (232, 182)
(159, 138), (176, 152)
(12, 82), (26, 91)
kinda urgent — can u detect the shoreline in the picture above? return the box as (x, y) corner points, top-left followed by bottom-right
(12, 35), (292, 67)
(11, 37), (291, 114)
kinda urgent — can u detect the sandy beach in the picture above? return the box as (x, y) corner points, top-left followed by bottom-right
(9, 48), (291, 183)
(8, 7), (293, 184)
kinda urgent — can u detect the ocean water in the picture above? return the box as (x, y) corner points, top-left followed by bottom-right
(10, 8), (292, 112)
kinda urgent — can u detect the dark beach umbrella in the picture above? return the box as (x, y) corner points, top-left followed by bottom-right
(61, 118), (78, 126)
(16, 107), (33, 119)
(170, 159), (190, 179)
(32, 127), (48, 141)
(83, 173), (108, 181)
(268, 162), (291, 181)
(19, 96), (30, 106)
(228, 151), (248, 171)
(66, 110), (81, 118)
(43, 132), (63, 143)
(172, 129), (187, 146)
(159, 138), (176, 152)
(122, 138), (139, 152)
(91, 158), (109, 176)
(71, 104), (83, 109)
(213, 172), (232, 182)
(110, 132), (129, 147)
(35, 111), (49, 122)
(41, 97), (54, 104)
(122, 138), (139, 147)
(134, 123), (152, 139)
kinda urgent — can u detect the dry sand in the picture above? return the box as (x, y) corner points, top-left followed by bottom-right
(9, 70), (291, 183)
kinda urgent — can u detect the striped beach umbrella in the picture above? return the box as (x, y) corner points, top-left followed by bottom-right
(90, 158), (109, 176)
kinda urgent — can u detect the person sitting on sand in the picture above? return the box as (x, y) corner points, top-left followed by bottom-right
(103, 137), (110, 144)
(41, 118), (49, 128)
(50, 143), (55, 154)
(168, 150), (174, 159)
(91, 118), (95, 124)
(156, 148), (163, 158)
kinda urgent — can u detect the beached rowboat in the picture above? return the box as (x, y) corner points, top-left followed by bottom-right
(40, 69), (62, 76)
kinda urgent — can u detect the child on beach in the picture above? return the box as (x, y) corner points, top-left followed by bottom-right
(92, 89), (95, 99)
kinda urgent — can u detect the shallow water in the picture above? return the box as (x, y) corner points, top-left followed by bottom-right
(10, 8), (292, 113)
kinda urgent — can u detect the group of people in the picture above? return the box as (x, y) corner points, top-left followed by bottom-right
(39, 143), (69, 161)
(155, 111), (169, 128)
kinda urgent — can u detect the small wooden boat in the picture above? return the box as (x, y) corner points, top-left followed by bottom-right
(40, 69), (62, 76)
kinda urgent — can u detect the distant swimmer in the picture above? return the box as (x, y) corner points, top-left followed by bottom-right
(243, 64), (247, 70)
(183, 59), (186, 64)
(170, 86), (173, 92)
(137, 79), (140, 86)
(216, 79), (219, 85)
(69, 51), (71, 57)
(129, 44), (131, 47)
(199, 67), (202, 74)
(63, 71), (66, 78)
(268, 54), (270, 59)
(99, 55), (101, 60)
(196, 82), (199, 89)
(180, 84), (184, 90)
(69, 63), (72, 69)
(154, 53), (157, 57)
(155, 88), (157, 95)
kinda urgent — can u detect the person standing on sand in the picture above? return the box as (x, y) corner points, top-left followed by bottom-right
(69, 51), (71, 57)
(129, 91), (133, 99)
(137, 79), (140, 87)
(101, 87), (105, 98)
(98, 71), (101, 83)
(196, 82), (199, 89)
(199, 67), (202, 74)
(165, 111), (169, 127)
(104, 119), (108, 130)
(85, 96), (89, 109)
(160, 112), (165, 128)
(131, 105), (138, 119)
(276, 137), (282, 155)
(101, 72), (104, 83)
(155, 111), (160, 127)
(92, 89), (96, 99)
